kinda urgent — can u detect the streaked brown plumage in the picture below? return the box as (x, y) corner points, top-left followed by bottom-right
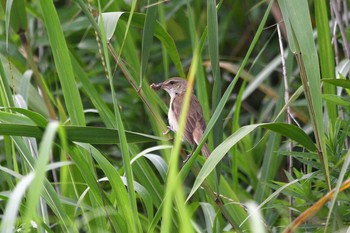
(151, 77), (210, 161)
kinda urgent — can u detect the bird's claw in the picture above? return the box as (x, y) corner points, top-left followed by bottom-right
(183, 154), (192, 164)
(163, 126), (173, 135)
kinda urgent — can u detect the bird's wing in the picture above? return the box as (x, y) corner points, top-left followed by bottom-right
(190, 95), (206, 131)
(172, 93), (206, 145)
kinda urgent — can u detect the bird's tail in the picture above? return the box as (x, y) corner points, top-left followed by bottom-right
(201, 143), (211, 158)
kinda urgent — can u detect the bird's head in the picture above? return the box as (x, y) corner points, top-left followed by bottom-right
(150, 77), (188, 98)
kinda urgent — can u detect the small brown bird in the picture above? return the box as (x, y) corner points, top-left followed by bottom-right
(151, 77), (210, 162)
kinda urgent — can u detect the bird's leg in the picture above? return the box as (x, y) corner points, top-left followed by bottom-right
(163, 126), (174, 135)
(183, 145), (197, 164)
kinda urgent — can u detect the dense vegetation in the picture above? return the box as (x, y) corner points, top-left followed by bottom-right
(1, 0), (350, 232)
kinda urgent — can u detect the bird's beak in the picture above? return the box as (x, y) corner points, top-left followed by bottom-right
(150, 82), (163, 91)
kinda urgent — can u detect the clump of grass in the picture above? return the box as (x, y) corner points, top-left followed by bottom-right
(0, 0), (350, 232)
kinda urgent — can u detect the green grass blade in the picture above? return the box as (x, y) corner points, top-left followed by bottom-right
(279, 0), (331, 190)
(140, 0), (157, 88)
(70, 55), (117, 129)
(322, 94), (350, 107)
(315, 0), (336, 121)
(38, 0), (85, 125)
(231, 80), (246, 192)
(323, 78), (350, 89)
(0, 124), (163, 144)
(158, 3), (169, 80)
(207, 0), (223, 146)
(0, 107), (48, 127)
(207, 0), (222, 200)
(186, 1), (210, 125)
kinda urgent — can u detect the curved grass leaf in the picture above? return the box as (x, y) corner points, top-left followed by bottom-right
(65, 126), (164, 144)
(0, 124), (43, 138)
(262, 123), (316, 151)
(120, 176), (154, 223)
(323, 78), (350, 89)
(0, 107), (48, 127)
(130, 145), (171, 179)
(101, 12), (124, 40)
(0, 111), (36, 125)
(322, 94), (350, 107)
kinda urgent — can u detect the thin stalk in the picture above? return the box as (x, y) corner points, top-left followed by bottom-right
(343, 0), (348, 26)
(277, 23), (293, 221)
(331, 0), (350, 58)
(331, 8), (340, 65)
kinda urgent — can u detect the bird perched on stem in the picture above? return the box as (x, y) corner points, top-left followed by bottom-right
(150, 77), (210, 162)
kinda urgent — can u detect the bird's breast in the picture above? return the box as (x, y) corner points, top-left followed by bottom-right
(168, 99), (178, 132)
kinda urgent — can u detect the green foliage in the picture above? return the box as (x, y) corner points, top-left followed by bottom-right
(1, 0), (350, 232)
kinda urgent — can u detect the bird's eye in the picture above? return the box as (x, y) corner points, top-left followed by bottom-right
(169, 81), (175, 85)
